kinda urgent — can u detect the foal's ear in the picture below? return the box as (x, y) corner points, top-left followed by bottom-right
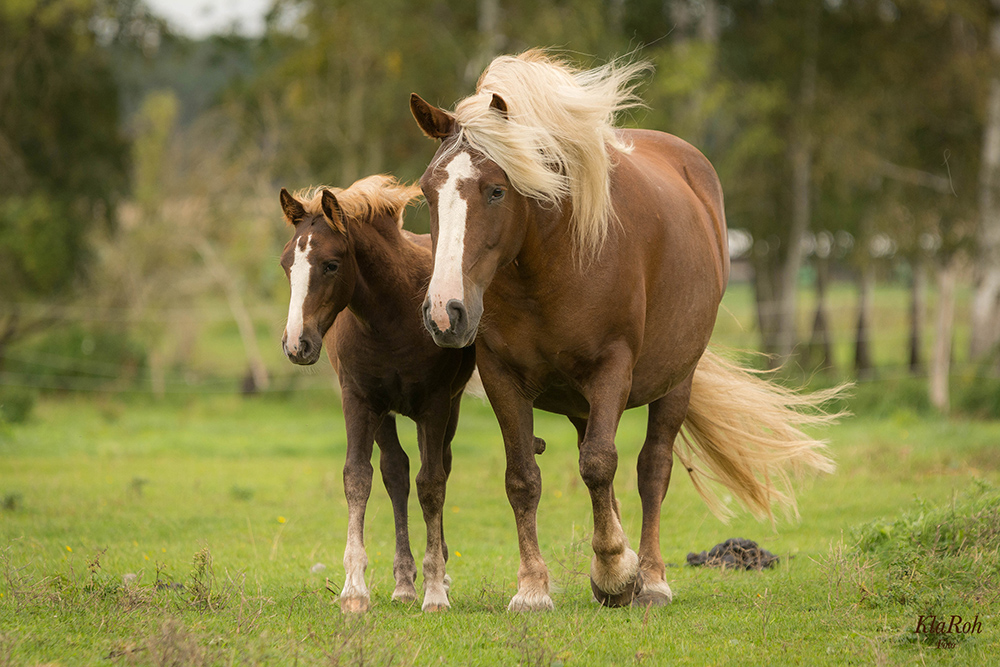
(489, 93), (509, 119)
(320, 189), (347, 234)
(410, 93), (456, 139)
(280, 188), (306, 225)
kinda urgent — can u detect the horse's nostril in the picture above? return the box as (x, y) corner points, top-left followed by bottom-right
(298, 338), (311, 358)
(446, 300), (466, 330)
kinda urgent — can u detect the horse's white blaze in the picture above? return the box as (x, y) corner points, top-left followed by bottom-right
(284, 234), (312, 352)
(427, 151), (477, 331)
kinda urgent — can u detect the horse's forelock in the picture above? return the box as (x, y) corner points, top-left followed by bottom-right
(295, 175), (422, 231)
(450, 49), (650, 262)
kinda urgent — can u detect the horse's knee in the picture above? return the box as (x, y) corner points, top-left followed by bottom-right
(415, 468), (447, 507)
(579, 440), (618, 491)
(343, 460), (374, 501)
(504, 461), (541, 507)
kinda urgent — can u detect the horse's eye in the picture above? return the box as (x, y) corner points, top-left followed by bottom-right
(488, 187), (506, 203)
(324, 261), (340, 274)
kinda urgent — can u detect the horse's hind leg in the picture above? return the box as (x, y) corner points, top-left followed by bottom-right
(339, 390), (379, 613)
(375, 416), (418, 603)
(633, 375), (692, 607)
(414, 394), (459, 612)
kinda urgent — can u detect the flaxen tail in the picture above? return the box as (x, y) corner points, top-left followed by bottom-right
(676, 348), (847, 523)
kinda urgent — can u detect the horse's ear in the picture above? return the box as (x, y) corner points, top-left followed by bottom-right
(320, 189), (347, 234)
(280, 188), (306, 225)
(410, 93), (456, 139)
(489, 93), (509, 119)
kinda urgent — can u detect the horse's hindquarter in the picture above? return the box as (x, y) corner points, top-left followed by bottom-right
(620, 130), (729, 404)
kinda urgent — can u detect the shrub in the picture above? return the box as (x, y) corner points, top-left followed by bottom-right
(0, 387), (35, 423)
(853, 481), (1000, 610)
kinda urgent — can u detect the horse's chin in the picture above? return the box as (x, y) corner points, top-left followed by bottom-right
(428, 327), (477, 349)
(287, 353), (321, 366)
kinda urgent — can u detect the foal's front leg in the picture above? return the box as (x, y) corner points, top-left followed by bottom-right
(375, 416), (418, 603)
(339, 389), (378, 613)
(414, 394), (458, 612)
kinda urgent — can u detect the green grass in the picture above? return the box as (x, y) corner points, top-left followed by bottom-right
(2, 391), (999, 665)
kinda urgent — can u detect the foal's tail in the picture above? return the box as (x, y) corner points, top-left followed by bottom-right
(676, 349), (847, 523)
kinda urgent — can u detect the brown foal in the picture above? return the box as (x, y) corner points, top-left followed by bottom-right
(279, 175), (475, 612)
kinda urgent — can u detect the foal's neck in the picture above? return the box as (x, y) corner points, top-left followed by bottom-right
(347, 217), (424, 332)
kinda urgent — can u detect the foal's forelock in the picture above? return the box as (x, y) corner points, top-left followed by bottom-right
(285, 233), (313, 351)
(426, 151), (477, 332)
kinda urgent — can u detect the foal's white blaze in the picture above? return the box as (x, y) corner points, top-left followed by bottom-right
(284, 234), (313, 353)
(427, 151), (477, 331)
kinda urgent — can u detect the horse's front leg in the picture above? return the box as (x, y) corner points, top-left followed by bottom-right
(479, 354), (552, 611)
(414, 393), (460, 612)
(374, 416), (418, 603)
(339, 388), (379, 613)
(580, 344), (642, 607)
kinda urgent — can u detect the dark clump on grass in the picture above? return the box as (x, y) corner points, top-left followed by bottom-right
(851, 480), (1000, 618)
(686, 537), (780, 570)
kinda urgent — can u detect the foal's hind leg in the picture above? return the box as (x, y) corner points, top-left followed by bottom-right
(375, 416), (418, 603)
(414, 394), (459, 612)
(339, 390), (379, 613)
(633, 376), (692, 607)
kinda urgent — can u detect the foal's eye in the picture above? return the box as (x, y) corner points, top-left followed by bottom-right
(324, 261), (340, 274)
(488, 186), (506, 204)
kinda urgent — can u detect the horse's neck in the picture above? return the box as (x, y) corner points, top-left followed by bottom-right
(517, 201), (580, 280)
(347, 222), (421, 329)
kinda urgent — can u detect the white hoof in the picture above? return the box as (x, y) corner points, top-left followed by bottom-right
(508, 589), (555, 612)
(590, 548), (640, 596)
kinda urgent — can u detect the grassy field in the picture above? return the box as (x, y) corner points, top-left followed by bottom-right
(2, 386), (999, 666)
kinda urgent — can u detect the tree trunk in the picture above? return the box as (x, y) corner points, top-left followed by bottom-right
(971, 2), (1000, 366)
(909, 259), (927, 374)
(930, 259), (958, 412)
(752, 254), (781, 358)
(775, 1), (820, 362)
(807, 255), (834, 371)
(465, 0), (503, 87)
(194, 238), (270, 393)
(854, 263), (875, 379)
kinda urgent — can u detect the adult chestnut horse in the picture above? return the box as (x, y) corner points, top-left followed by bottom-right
(280, 175), (475, 612)
(410, 51), (838, 610)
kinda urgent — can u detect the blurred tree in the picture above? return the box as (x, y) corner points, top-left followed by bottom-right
(971, 0), (1000, 367)
(91, 88), (278, 396)
(0, 0), (129, 372)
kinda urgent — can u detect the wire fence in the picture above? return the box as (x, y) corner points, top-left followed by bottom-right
(0, 279), (991, 398)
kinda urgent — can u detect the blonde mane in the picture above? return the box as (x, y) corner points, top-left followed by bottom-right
(294, 174), (422, 231)
(450, 50), (650, 260)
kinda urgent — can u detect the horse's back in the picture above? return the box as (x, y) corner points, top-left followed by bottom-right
(620, 129), (729, 291)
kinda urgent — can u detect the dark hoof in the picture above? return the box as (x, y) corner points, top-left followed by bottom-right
(534, 437), (546, 455)
(591, 569), (644, 608)
(631, 585), (673, 608)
